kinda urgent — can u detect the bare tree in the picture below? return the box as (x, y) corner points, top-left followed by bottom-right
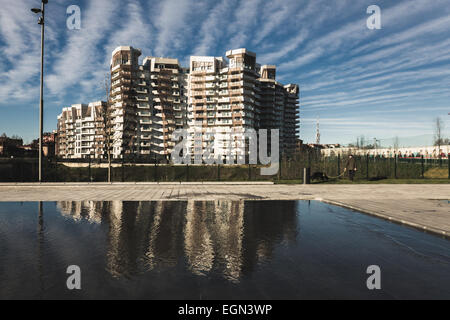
(434, 117), (444, 160)
(393, 136), (399, 152)
(100, 74), (114, 183)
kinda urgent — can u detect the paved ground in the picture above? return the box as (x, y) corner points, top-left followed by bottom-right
(0, 183), (449, 237)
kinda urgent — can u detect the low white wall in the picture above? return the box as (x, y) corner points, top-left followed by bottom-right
(321, 145), (450, 158)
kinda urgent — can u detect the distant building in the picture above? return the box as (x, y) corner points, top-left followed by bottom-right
(0, 135), (23, 157)
(43, 131), (57, 158)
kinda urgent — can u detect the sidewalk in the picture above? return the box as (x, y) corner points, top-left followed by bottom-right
(0, 183), (449, 237)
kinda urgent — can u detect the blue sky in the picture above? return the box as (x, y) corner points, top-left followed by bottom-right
(0, 0), (449, 145)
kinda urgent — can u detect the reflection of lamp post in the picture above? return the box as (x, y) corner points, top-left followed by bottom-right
(31, 0), (48, 183)
(38, 201), (44, 296)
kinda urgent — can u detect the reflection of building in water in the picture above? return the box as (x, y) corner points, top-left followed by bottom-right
(56, 200), (298, 282)
(57, 201), (110, 224)
(241, 201), (298, 273)
(105, 201), (187, 278)
(184, 201), (245, 282)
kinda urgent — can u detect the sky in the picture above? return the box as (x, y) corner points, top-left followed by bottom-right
(0, 0), (449, 146)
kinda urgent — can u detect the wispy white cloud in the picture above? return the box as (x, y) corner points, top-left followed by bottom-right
(1, 0), (450, 145)
(226, 0), (262, 49)
(192, 0), (237, 56)
(0, 0), (61, 101)
(45, 0), (119, 101)
(154, 0), (203, 57)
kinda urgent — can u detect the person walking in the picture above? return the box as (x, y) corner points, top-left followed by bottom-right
(344, 154), (357, 181)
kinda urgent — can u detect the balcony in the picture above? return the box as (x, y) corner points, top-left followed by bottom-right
(205, 76), (216, 82)
(191, 76), (205, 83)
(205, 83), (217, 89)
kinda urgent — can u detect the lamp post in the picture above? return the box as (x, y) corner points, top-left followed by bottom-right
(31, 0), (48, 183)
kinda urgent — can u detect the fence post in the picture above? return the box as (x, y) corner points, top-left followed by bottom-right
(366, 154), (369, 180)
(248, 163), (251, 181)
(55, 157), (58, 182)
(154, 154), (157, 182)
(279, 152), (283, 180)
(217, 164), (220, 181)
(448, 153), (450, 179)
(303, 167), (311, 184)
(186, 163), (189, 182)
(394, 155), (397, 179)
(337, 154), (341, 178)
(121, 156), (125, 182)
(88, 156), (92, 182)
(21, 160), (24, 182)
(421, 155), (424, 179)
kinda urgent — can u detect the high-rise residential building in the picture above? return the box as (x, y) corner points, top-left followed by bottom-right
(57, 46), (299, 161)
(110, 46), (147, 159)
(187, 49), (299, 162)
(188, 49), (260, 163)
(110, 46), (188, 160)
(258, 66), (300, 154)
(143, 56), (188, 159)
(57, 101), (106, 159)
(282, 83), (300, 153)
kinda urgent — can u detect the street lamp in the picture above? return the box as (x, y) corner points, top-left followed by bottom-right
(31, 0), (48, 183)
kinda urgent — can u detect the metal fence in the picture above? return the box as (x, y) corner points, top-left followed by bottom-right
(1, 152), (449, 183)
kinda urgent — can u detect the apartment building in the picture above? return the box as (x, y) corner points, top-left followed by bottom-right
(110, 46), (188, 160)
(282, 84), (300, 153)
(143, 56), (188, 158)
(57, 46), (299, 161)
(258, 66), (300, 154)
(188, 49), (260, 162)
(110, 46), (146, 159)
(187, 49), (299, 162)
(57, 101), (106, 159)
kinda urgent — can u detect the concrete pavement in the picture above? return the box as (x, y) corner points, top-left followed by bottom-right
(0, 183), (449, 237)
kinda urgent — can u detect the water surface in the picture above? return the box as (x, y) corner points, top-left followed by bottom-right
(0, 200), (449, 299)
